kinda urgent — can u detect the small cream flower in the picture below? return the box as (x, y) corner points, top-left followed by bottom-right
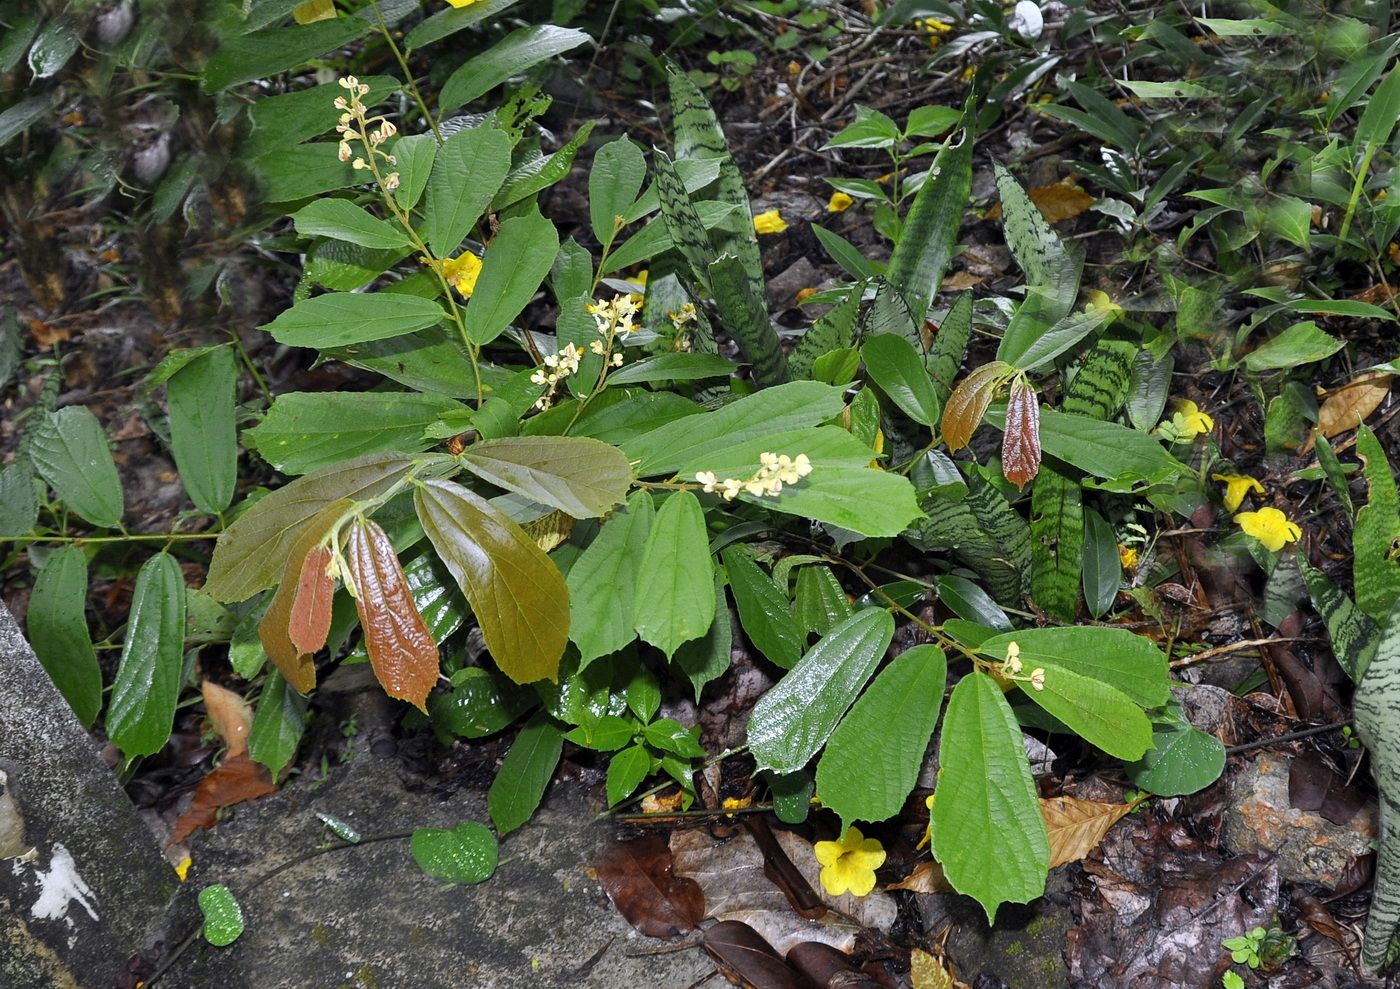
(1235, 507), (1302, 552)
(1004, 641), (1023, 675)
(1029, 668), (1046, 691)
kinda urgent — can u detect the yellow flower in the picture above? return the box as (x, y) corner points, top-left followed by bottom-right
(827, 191), (855, 213)
(1235, 507), (1302, 552)
(445, 0), (481, 7)
(1213, 473), (1265, 512)
(753, 209), (789, 235)
(1118, 544), (1139, 571)
(437, 252), (482, 297)
(1160, 399), (1214, 441)
(813, 826), (886, 897)
(174, 855), (192, 881)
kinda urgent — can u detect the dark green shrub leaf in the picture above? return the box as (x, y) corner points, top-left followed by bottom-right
(1300, 551), (1380, 682)
(464, 209), (560, 345)
(0, 462), (39, 536)
(632, 491), (715, 659)
(794, 565), (853, 637)
(430, 668), (534, 741)
(932, 671), (1048, 923)
(27, 547), (102, 726)
(748, 608), (894, 773)
(926, 291), (973, 402)
(424, 124), (513, 256)
(1353, 426), (1400, 619)
(816, 645), (946, 830)
(590, 136), (647, 244)
(722, 547), (803, 670)
(1081, 508), (1121, 619)
(885, 130), (971, 321)
(248, 670), (307, 777)
(978, 627), (1170, 708)
(1029, 466), (1082, 622)
(1018, 663), (1152, 760)
(107, 554), (186, 760)
(412, 820), (499, 883)
(488, 713), (564, 834)
(262, 293), (447, 349)
(439, 25), (590, 112)
(405, 0), (521, 49)
(862, 334), (941, 427)
(291, 199), (408, 249)
(674, 573), (733, 702)
(202, 18), (370, 91)
(29, 407), (124, 529)
(494, 120), (597, 212)
(568, 491), (653, 667)
(416, 478), (569, 685)
(165, 345), (238, 514)
(605, 353), (736, 386)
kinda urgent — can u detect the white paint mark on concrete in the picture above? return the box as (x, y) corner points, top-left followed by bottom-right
(31, 842), (99, 925)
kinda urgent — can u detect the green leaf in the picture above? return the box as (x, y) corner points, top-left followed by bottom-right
(1300, 550), (1380, 682)
(674, 572), (734, 702)
(812, 225), (878, 280)
(247, 391), (467, 476)
(303, 239), (411, 293)
(603, 200), (738, 274)
(605, 353), (737, 386)
(242, 76), (398, 157)
(748, 608), (894, 773)
(905, 105), (962, 138)
(248, 669), (308, 777)
(565, 713), (635, 751)
(567, 491), (653, 667)
(626, 381), (846, 475)
(793, 564), (853, 638)
(607, 744), (652, 806)
(722, 547), (803, 670)
(411, 820), (499, 883)
(1243, 321), (1344, 372)
(424, 124), (513, 255)
(30, 407), (124, 529)
(202, 18), (370, 91)
(262, 293), (447, 349)
(932, 671), (1048, 923)
(249, 143), (358, 202)
(926, 292), (973, 402)
(1125, 715), (1226, 796)
(1029, 466), (1083, 622)
(985, 408), (1181, 484)
(406, 0), (521, 49)
(1004, 307), (1112, 373)
(1018, 664), (1151, 760)
(391, 133), (437, 211)
(27, 547), (102, 727)
(862, 333), (942, 427)
(632, 491), (715, 659)
(978, 627), (1170, 708)
(742, 466), (921, 539)
(322, 327), (477, 398)
(460, 435), (631, 518)
(430, 667), (534, 740)
(291, 199), (408, 249)
(1082, 508), (1121, 619)
(493, 120), (597, 212)
(1354, 426), (1400, 620)
(885, 131), (971, 320)
(165, 346), (238, 514)
(464, 209), (560, 345)
(107, 554), (187, 760)
(1357, 66), (1400, 148)
(822, 106), (902, 149)
(815, 645), (946, 830)
(439, 25), (591, 111)
(0, 95), (49, 149)
(487, 713), (564, 834)
(651, 150), (719, 294)
(198, 885), (245, 947)
(0, 462), (38, 537)
(416, 479), (570, 684)
(206, 452), (416, 603)
(790, 285), (861, 382)
(935, 574), (1011, 630)
(590, 136), (647, 244)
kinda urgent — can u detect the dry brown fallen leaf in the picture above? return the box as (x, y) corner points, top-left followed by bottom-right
(595, 835), (706, 938)
(887, 859), (953, 894)
(912, 947), (967, 989)
(1042, 795), (1138, 870)
(200, 680), (252, 759)
(1307, 372), (1393, 451)
(985, 178), (1097, 224)
(940, 270), (984, 292)
(671, 826), (897, 955)
(169, 755), (277, 844)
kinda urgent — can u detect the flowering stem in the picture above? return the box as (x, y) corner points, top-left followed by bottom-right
(368, 0), (443, 144)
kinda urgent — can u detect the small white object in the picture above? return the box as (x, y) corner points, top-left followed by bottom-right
(1009, 0), (1044, 39)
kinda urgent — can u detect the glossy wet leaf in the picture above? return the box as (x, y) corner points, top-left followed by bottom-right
(258, 501), (352, 693)
(198, 885), (245, 947)
(345, 520), (439, 712)
(632, 491), (715, 659)
(29, 406), (124, 528)
(248, 670), (307, 778)
(488, 713), (564, 835)
(165, 345), (238, 514)
(429, 668), (535, 741)
(596, 835), (705, 937)
(1018, 663), (1152, 760)
(607, 743), (652, 806)
(567, 491), (653, 667)
(107, 554), (187, 760)
(723, 547), (803, 670)
(1001, 381), (1041, 488)
(861, 333), (942, 427)
(27, 546), (102, 726)
(933, 671), (1048, 923)
(411, 820), (499, 884)
(1126, 716), (1226, 796)
(816, 645), (946, 830)
(460, 435), (631, 518)
(748, 608), (895, 773)
(416, 479), (570, 685)
(978, 626), (1170, 708)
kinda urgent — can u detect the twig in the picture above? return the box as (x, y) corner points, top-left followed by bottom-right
(1225, 720), (1351, 756)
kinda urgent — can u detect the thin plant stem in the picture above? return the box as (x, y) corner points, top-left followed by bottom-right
(369, 0), (443, 143)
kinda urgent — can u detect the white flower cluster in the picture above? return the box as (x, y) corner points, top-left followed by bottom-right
(587, 295), (640, 338)
(1001, 641), (1045, 691)
(696, 452), (813, 502)
(530, 343), (585, 410)
(334, 76), (399, 191)
(667, 303), (698, 352)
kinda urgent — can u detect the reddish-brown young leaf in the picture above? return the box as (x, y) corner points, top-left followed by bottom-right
(941, 361), (1010, 452)
(703, 921), (808, 988)
(595, 835), (705, 938)
(345, 520), (440, 712)
(287, 545), (334, 656)
(169, 755), (277, 844)
(259, 499), (352, 694)
(1002, 380), (1041, 489)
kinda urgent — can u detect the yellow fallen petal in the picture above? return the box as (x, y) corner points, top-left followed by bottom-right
(753, 209), (789, 235)
(827, 191), (855, 213)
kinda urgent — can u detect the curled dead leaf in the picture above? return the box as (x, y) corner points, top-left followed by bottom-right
(1042, 795), (1138, 870)
(346, 520), (440, 712)
(200, 680), (252, 759)
(1310, 372), (1393, 450)
(169, 755), (277, 844)
(887, 859), (953, 893)
(911, 947), (964, 989)
(942, 361), (1011, 452)
(984, 179), (1097, 224)
(596, 835), (705, 938)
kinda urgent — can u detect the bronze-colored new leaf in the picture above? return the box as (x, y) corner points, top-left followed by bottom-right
(942, 361), (1010, 452)
(1002, 381), (1041, 489)
(1041, 795), (1136, 870)
(345, 520), (440, 712)
(414, 478), (569, 685)
(259, 499), (352, 694)
(288, 545), (334, 656)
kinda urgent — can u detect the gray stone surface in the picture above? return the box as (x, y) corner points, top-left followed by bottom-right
(0, 601), (176, 988)
(159, 744), (716, 988)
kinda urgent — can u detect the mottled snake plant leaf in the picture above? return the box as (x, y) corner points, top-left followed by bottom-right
(652, 149), (716, 296)
(790, 283), (863, 380)
(709, 253), (789, 386)
(884, 128), (972, 322)
(1300, 550), (1381, 683)
(927, 291), (973, 403)
(1354, 425), (1400, 620)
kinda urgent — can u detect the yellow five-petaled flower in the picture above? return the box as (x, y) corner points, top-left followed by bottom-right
(436, 253), (482, 297)
(1235, 507), (1301, 552)
(1164, 399), (1214, 441)
(813, 826), (886, 897)
(1213, 473), (1265, 512)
